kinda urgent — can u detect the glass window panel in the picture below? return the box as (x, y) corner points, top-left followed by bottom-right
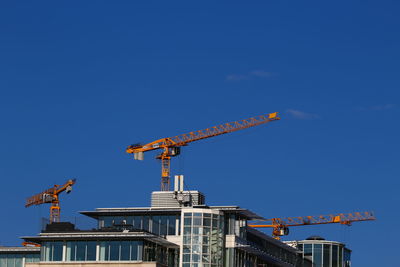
(192, 253), (200, 262)
(332, 245), (338, 267)
(183, 253), (191, 262)
(184, 213), (192, 217)
(193, 213), (202, 217)
(192, 235), (201, 245)
(313, 244), (322, 267)
(100, 242), (107, 261)
(203, 213), (211, 218)
(76, 241), (86, 261)
(339, 246), (343, 267)
(167, 216), (176, 235)
(131, 241), (138, 260)
(152, 216), (160, 235)
(66, 241), (75, 261)
(15, 254), (22, 267)
(192, 227), (201, 235)
(184, 227), (191, 235)
(109, 241), (120, 261)
(203, 218), (211, 227)
(0, 255), (6, 267)
(52, 242), (63, 261)
(133, 216), (142, 229)
(143, 216), (150, 231)
(203, 227), (210, 235)
(103, 217), (113, 227)
(304, 244), (312, 256)
(183, 245), (191, 254)
(6, 254), (14, 267)
(184, 217), (192, 226)
(193, 218), (202, 226)
(192, 245), (201, 254)
(183, 236), (191, 244)
(120, 241), (130, 261)
(86, 241), (97, 261)
(324, 244), (331, 266)
(160, 216), (168, 236)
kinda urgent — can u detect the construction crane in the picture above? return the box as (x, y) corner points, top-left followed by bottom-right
(127, 112), (280, 191)
(25, 179), (76, 223)
(248, 211), (375, 240)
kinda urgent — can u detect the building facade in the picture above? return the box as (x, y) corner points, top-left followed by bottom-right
(16, 188), (311, 267)
(285, 236), (351, 267)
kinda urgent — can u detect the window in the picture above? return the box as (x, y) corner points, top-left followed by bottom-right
(304, 244), (312, 257)
(66, 241), (96, 261)
(99, 241), (143, 261)
(313, 244), (322, 267)
(332, 245), (338, 267)
(323, 244), (331, 266)
(41, 241), (63, 261)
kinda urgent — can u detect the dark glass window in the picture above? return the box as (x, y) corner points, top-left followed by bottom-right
(120, 241), (130, 261)
(323, 244), (331, 266)
(313, 244), (322, 267)
(304, 244), (312, 256)
(168, 215), (176, 235)
(332, 245), (338, 267)
(143, 216), (150, 231)
(109, 241), (119, 260)
(133, 216), (142, 229)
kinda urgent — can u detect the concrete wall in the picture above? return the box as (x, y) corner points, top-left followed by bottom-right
(26, 262), (165, 267)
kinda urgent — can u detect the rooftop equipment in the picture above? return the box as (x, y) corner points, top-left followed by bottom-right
(126, 112), (280, 191)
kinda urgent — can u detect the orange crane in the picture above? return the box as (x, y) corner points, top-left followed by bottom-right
(248, 211), (375, 239)
(25, 179), (76, 223)
(126, 112), (280, 191)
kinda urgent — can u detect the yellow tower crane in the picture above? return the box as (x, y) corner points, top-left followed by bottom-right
(248, 211), (376, 240)
(126, 112), (280, 191)
(25, 179), (76, 223)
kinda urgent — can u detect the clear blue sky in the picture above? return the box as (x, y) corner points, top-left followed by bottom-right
(1, 1), (399, 266)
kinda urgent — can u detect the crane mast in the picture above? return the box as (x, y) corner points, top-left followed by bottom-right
(248, 211), (375, 239)
(25, 179), (76, 223)
(127, 112), (280, 191)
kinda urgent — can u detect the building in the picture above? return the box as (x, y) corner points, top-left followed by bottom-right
(0, 246), (40, 267)
(285, 236), (351, 267)
(13, 176), (312, 267)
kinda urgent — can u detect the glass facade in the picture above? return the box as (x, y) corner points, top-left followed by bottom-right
(66, 241), (97, 261)
(98, 215), (179, 236)
(0, 253), (39, 267)
(41, 241), (63, 261)
(297, 241), (351, 267)
(182, 210), (224, 267)
(99, 240), (143, 261)
(39, 240), (177, 266)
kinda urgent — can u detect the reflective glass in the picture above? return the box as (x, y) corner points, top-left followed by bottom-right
(332, 245), (338, 266)
(52, 242), (63, 261)
(323, 244), (330, 266)
(108, 241), (119, 261)
(160, 216), (168, 236)
(304, 244), (312, 256)
(87, 241), (96, 261)
(133, 216), (142, 228)
(313, 244), (322, 267)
